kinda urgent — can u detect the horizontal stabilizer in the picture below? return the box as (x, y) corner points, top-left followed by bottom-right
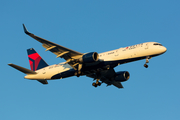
(37, 80), (48, 84)
(8, 63), (37, 74)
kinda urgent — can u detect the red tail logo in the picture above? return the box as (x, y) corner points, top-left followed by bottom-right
(27, 48), (48, 71)
(28, 53), (42, 71)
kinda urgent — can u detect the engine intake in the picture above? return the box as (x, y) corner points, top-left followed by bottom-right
(78, 52), (99, 63)
(114, 71), (130, 82)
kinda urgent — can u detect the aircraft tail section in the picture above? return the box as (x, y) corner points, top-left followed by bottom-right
(27, 48), (48, 71)
(8, 63), (48, 84)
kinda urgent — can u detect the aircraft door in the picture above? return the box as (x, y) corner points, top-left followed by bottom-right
(145, 43), (149, 49)
(115, 50), (119, 57)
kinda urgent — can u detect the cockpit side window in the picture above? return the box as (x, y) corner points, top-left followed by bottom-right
(154, 43), (162, 46)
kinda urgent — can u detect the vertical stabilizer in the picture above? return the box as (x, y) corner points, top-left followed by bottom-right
(27, 48), (48, 71)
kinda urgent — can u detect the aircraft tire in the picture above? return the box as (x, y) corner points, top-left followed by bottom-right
(92, 82), (96, 86)
(144, 64), (148, 68)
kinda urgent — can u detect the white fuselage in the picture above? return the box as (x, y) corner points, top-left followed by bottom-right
(25, 42), (167, 80)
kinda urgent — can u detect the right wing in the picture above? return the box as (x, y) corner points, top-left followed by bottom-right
(112, 81), (124, 88)
(23, 24), (83, 69)
(86, 68), (124, 89)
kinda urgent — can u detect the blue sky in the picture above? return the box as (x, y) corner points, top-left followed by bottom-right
(1, 0), (180, 120)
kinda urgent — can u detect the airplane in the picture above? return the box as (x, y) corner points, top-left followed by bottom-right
(8, 24), (167, 88)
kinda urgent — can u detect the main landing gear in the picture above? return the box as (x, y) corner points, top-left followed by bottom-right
(144, 56), (151, 68)
(75, 64), (83, 77)
(92, 79), (102, 87)
(92, 69), (102, 87)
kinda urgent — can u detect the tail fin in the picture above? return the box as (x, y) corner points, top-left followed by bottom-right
(27, 48), (48, 71)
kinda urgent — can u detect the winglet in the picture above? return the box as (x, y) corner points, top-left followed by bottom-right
(23, 24), (31, 35)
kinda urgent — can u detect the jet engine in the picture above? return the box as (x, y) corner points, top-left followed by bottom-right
(114, 71), (130, 82)
(78, 52), (99, 63)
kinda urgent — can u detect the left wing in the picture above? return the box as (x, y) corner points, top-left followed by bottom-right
(23, 24), (83, 69)
(87, 68), (124, 89)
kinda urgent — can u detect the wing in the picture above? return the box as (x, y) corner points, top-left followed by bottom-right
(86, 68), (124, 89)
(112, 81), (123, 88)
(23, 24), (83, 69)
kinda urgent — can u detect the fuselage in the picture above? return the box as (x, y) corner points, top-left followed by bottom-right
(25, 42), (167, 80)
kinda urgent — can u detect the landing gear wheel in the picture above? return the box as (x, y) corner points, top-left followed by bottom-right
(92, 82), (97, 87)
(92, 82), (101, 87)
(92, 78), (102, 88)
(144, 64), (148, 68)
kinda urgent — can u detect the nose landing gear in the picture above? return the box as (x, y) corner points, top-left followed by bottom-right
(144, 56), (151, 68)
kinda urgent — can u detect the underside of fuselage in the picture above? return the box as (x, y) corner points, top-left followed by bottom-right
(50, 52), (165, 80)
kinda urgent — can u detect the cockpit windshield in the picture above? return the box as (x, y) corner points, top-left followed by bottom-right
(153, 43), (162, 46)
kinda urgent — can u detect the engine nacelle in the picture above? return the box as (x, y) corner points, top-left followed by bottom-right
(114, 71), (130, 82)
(78, 52), (99, 63)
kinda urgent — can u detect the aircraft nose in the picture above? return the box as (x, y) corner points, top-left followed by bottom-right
(163, 46), (167, 52)
(161, 46), (167, 53)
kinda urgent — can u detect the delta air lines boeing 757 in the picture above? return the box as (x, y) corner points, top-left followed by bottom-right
(8, 24), (167, 88)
